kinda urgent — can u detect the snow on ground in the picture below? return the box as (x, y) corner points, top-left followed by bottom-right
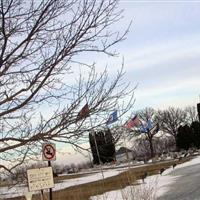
(90, 156), (200, 200)
(0, 168), (126, 199)
(0, 161), (150, 199)
(54, 168), (125, 191)
(1, 156), (200, 199)
(0, 184), (30, 199)
(90, 173), (180, 200)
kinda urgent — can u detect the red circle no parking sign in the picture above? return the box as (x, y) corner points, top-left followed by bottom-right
(42, 143), (56, 161)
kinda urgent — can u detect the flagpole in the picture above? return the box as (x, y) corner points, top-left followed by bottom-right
(89, 118), (107, 200)
(118, 106), (132, 184)
(117, 106), (131, 163)
(88, 116), (105, 178)
(85, 99), (106, 199)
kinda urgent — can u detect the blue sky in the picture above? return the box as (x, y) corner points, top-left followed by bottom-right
(58, 1), (200, 163)
(92, 1), (200, 110)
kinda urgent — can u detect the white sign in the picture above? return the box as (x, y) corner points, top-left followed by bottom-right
(42, 143), (56, 161)
(27, 167), (54, 191)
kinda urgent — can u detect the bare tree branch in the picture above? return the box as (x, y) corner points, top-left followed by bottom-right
(0, 0), (135, 172)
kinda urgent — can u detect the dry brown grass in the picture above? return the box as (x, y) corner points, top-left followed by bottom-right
(4, 158), (191, 200)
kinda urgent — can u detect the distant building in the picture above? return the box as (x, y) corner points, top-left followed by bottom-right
(115, 147), (134, 163)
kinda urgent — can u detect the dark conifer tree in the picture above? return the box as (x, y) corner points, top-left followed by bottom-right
(191, 121), (200, 148)
(89, 129), (115, 164)
(177, 125), (193, 150)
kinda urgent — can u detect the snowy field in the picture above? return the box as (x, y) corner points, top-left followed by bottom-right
(0, 168), (127, 199)
(90, 156), (200, 200)
(1, 156), (200, 199)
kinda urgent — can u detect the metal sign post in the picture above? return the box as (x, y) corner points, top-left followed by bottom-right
(48, 161), (53, 200)
(42, 143), (56, 200)
(41, 190), (44, 200)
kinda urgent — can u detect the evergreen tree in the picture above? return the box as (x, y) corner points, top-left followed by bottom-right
(89, 129), (115, 164)
(177, 125), (193, 150)
(191, 121), (200, 148)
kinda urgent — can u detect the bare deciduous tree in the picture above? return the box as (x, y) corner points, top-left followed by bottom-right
(157, 107), (187, 147)
(184, 106), (198, 124)
(0, 0), (134, 173)
(138, 108), (159, 158)
(130, 108), (159, 158)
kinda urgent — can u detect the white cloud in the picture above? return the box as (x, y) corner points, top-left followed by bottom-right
(124, 33), (200, 71)
(137, 77), (200, 98)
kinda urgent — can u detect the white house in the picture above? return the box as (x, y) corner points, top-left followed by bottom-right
(115, 147), (134, 163)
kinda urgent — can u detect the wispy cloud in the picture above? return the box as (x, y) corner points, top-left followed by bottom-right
(125, 33), (200, 71)
(66, 2), (200, 110)
(137, 77), (200, 98)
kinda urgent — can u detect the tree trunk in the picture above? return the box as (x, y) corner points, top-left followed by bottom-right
(147, 131), (154, 158)
(174, 134), (179, 151)
(149, 138), (154, 158)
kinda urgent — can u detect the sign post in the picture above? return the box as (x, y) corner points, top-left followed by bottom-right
(48, 161), (53, 200)
(42, 143), (56, 200)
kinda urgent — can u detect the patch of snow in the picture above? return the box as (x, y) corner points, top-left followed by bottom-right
(54, 169), (125, 192)
(2, 156), (200, 199)
(0, 168), (127, 198)
(90, 155), (200, 200)
(90, 174), (180, 200)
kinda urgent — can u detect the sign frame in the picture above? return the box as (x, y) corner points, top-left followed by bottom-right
(42, 143), (56, 161)
(27, 167), (54, 192)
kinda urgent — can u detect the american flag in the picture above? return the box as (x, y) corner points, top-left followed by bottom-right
(125, 114), (140, 129)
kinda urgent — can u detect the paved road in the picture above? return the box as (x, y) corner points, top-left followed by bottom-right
(158, 163), (200, 200)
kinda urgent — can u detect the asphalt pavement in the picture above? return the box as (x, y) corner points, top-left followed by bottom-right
(158, 163), (200, 200)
